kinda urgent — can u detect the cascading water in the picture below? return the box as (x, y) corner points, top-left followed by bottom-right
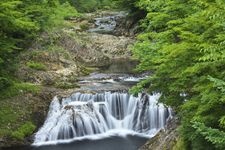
(34, 92), (172, 144)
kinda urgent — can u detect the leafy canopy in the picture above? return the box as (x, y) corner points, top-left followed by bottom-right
(129, 0), (225, 149)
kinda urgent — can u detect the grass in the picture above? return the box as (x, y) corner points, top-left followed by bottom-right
(81, 66), (98, 75)
(55, 82), (80, 89)
(27, 61), (47, 71)
(0, 82), (41, 100)
(11, 122), (36, 140)
(0, 82), (40, 140)
(173, 137), (186, 150)
(0, 106), (19, 138)
(0, 106), (20, 138)
(80, 23), (89, 31)
(47, 45), (71, 60)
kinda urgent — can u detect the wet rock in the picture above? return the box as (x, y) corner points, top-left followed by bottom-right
(86, 101), (94, 111)
(64, 105), (74, 110)
(139, 117), (179, 150)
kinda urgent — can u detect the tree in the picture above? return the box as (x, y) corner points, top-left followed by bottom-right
(0, 0), (78, 88)
(130, 0), (225, 149)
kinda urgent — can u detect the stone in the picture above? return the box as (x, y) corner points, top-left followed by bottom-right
(139, 117), (179, 150)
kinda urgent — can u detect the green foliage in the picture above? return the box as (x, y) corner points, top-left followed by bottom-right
(173, 137), (186, 150)
(0, 77), (13, 90)
(0, 0), (78, 75)
(80, 23), (89, 31)
(27, 61), (47, 71)
(69, 0), (115, 12)
(72, 0), (98, 12)
(43, 2), (79, 30)
(192, 121), (225, 149)
(11, 121), (36, 140)
(113, 0), (137, 10)
(0, 0), (38, 76)
(130, 0), (225, 149)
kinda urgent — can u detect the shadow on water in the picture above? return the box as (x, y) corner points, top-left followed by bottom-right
(100, 58), (139, 74)
(3, 135), (148, 150)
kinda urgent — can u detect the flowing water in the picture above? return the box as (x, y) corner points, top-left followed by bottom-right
(88, 12), (127, 34)
(33, 93), (172, 144)
(3, 12), (172, 150)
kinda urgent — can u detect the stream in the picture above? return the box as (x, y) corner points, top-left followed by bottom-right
(3, 12), (172, 150)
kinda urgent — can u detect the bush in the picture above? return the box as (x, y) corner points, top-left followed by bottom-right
(70, 0), (115, 12)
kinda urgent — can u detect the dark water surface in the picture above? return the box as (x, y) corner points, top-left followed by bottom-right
(100, 58), (139, 74)
(3, 135), (148, 150)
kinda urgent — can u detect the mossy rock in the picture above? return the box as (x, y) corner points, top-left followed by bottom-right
(26, 61), (47, 71)
(55, 82), (80, 89)
(80, 23), (89, 31)
(11, 121), (36, 140)
(0, 82), (40, 100)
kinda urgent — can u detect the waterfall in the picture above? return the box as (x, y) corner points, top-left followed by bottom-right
(34, 92), (172, 144)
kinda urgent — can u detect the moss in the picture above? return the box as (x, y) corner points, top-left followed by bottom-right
(81, 66), (97, 75)
(0, 105), (22, 139)
(0, 82), (40, 141)
(11, 122), (36, 140)
(80, 23), (89, 31)
(55, 82), (80, 89)
(47, 45), (71, 60)
(0, 106), (19, 138)
(0, 107), (18, 125)
(0, 82), (41, 100)
(0, 91), (37, 138)
(26, 61), (47, 71)
(173, 137), (186, 150)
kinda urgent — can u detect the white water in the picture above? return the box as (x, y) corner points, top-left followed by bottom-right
(88, 12), (127, 34)
(34, 92), (172, 144)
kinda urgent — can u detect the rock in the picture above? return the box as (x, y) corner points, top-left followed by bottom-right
(64, 105), (74, 110)
(42, 73), (55, 85)
(139, 117), (179, 150)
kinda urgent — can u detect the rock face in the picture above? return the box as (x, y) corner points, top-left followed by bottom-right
(139, 117), (179, 150)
